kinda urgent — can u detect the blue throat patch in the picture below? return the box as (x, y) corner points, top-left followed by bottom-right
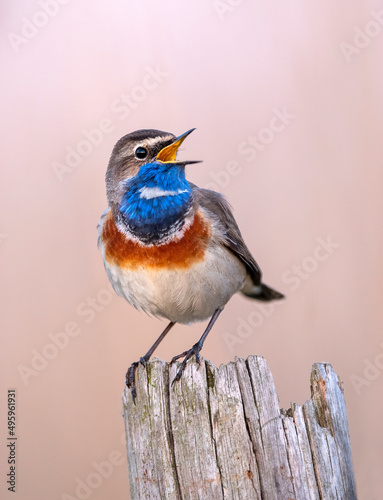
(119, 161), (193, 244)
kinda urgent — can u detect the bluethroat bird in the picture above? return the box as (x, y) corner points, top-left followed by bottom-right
(98, 129), (284, 401)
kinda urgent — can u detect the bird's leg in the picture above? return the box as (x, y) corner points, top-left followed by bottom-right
(126, 321), (175, 403)
(170, 307), (224, 385)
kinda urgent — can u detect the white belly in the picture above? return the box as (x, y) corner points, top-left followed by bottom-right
(103, 245), (246, 324)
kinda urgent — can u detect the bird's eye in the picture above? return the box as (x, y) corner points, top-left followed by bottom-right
(135, 147), (148, 160)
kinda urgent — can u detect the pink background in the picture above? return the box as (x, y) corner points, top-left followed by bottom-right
(1, 1), (383, 498)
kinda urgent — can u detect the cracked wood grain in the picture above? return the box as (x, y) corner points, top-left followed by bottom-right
(206, 360), (261, 499)
(122, 359), (180, 500)
(123, 356), (357, 500)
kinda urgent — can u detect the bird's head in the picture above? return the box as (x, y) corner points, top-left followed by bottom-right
(106, 129), (200, 244)
(105, 128), (198, 206)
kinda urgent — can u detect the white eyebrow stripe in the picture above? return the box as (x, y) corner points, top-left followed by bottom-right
(144, 135), (174, 148)
(138, 186), (188, 199)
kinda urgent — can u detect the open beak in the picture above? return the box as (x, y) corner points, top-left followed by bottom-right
(156, 128), (201, 165)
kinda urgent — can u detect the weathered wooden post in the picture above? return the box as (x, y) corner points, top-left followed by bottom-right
(122, 356), (357, 499)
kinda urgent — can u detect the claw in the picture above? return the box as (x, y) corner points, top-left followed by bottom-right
(139, 356), (148, 367)
(170, 308), (223, 385)
(125, 321), (177, 404)
(125, 360), (145, 404)
(170, 350), (189, 364)
(195, 351), (201, 365)
(170, 342), (202, 387)
(130, 386), (137, 404)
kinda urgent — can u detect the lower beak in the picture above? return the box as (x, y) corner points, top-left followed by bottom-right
(156, 128), (200, 164)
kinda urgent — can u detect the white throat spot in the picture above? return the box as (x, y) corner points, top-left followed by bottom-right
(138, 186), (188, 199)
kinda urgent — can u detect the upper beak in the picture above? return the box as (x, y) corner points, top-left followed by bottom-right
(156, 128), (201, 165)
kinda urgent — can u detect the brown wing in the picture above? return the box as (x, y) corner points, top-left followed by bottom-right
(191, 185), (262, 286)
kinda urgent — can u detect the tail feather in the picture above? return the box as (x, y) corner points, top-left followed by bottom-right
(242, 283), (285, 301)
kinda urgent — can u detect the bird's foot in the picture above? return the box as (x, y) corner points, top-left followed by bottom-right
(125, 356), (148, 403)
(170, 342), (202, 386)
